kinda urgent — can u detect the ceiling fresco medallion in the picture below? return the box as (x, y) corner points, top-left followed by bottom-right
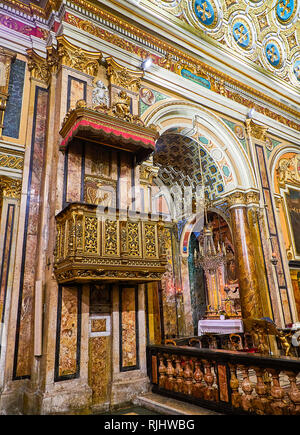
(232, 19), (253, 49)
(265, 40), (282, 68)
(193, 0), (218, 27)
(276, 0), (296, 23)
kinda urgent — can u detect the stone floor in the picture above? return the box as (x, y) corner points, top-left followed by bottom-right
(132, 392), (222, 415)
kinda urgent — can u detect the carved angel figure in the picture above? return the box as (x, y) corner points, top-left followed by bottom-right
(92, 79), (109, 107)
(113, 90), (131, 117)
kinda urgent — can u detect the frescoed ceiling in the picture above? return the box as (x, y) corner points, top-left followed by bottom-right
(140, 0), (300, 88)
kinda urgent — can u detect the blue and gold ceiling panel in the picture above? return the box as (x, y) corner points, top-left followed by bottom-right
(146, 0), (300, 87)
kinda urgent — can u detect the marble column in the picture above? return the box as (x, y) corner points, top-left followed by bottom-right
(226, 191), (263, 319)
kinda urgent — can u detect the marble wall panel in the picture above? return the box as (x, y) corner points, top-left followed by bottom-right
(67, 76), (87, 111)
(255, 144), (293, 326)
(145, 283), (161, 345)
(13, 86), (48, 379)
(3, 59), (25, 139)
(55, 285), (82, 380)
(119, 286), (139, 370)
(160, 228), (178, 338)
(0, 204), (15, 324)
(66, 142), (83, 203)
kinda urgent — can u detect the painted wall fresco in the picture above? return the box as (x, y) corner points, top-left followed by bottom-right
(13, 87), (48, 379)
(2, 59), (25, 139)
(55, 286), (81, 380)
(120, 286), (138, 370)
(139, 87), (169, 115)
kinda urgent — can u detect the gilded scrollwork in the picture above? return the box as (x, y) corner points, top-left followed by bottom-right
(53, 203), (167, 284)
(106, 57), (143, 93)
(0, 175), (22, 199)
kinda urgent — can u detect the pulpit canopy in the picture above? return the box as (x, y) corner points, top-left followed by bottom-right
(59, 103), (159, 163)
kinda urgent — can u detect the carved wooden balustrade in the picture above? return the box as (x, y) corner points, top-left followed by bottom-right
(147, 344), (300, 415)
(54, 202), (168, 284)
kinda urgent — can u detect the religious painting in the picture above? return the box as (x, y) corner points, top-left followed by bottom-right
(286, 188), (300, 256)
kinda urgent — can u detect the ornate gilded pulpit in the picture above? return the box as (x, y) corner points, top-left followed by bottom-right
(54, 58), (167, 285)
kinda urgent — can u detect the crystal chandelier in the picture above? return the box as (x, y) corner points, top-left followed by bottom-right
(194, 223), (226, 274)
(192, 115), (226, 274)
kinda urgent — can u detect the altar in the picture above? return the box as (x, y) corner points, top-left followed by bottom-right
(198, 319), (244, 336)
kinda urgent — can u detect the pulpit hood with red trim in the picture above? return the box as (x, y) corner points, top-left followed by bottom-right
(59, 106), (159, 163)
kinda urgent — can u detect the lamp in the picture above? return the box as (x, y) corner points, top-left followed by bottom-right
(140, 57), (153, 71)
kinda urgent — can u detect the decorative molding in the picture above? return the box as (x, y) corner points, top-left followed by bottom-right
(61, 10), (300, 131)
(0, 152), (23, 170)
(0, 174), (22, 199)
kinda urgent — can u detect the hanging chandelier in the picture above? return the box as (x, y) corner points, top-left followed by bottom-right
(194, 223), (226, 274)
(191, 115), (226, 274)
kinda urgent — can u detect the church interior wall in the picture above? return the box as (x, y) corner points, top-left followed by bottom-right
(0, 0), (299, 415)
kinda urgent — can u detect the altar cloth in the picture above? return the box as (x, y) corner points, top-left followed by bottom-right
(198, 319), (244, 336)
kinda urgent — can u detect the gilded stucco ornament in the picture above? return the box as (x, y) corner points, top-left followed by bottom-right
(0, 175), (22, 199)
(245, 119), (267, 142)
(56, 36), (102, 76)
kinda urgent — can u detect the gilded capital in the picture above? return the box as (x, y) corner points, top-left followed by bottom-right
(245, 190), (260, 206)
(106, 57), (143, 93)
(27, 49), (52, 83)
(57, 36), (102, 76)
(245, 119), (267, 142)
(0, 175), (22, 199)
(225, 191), (247, 208)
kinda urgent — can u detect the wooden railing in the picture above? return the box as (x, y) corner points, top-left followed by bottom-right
(147, 344), (300, 415)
